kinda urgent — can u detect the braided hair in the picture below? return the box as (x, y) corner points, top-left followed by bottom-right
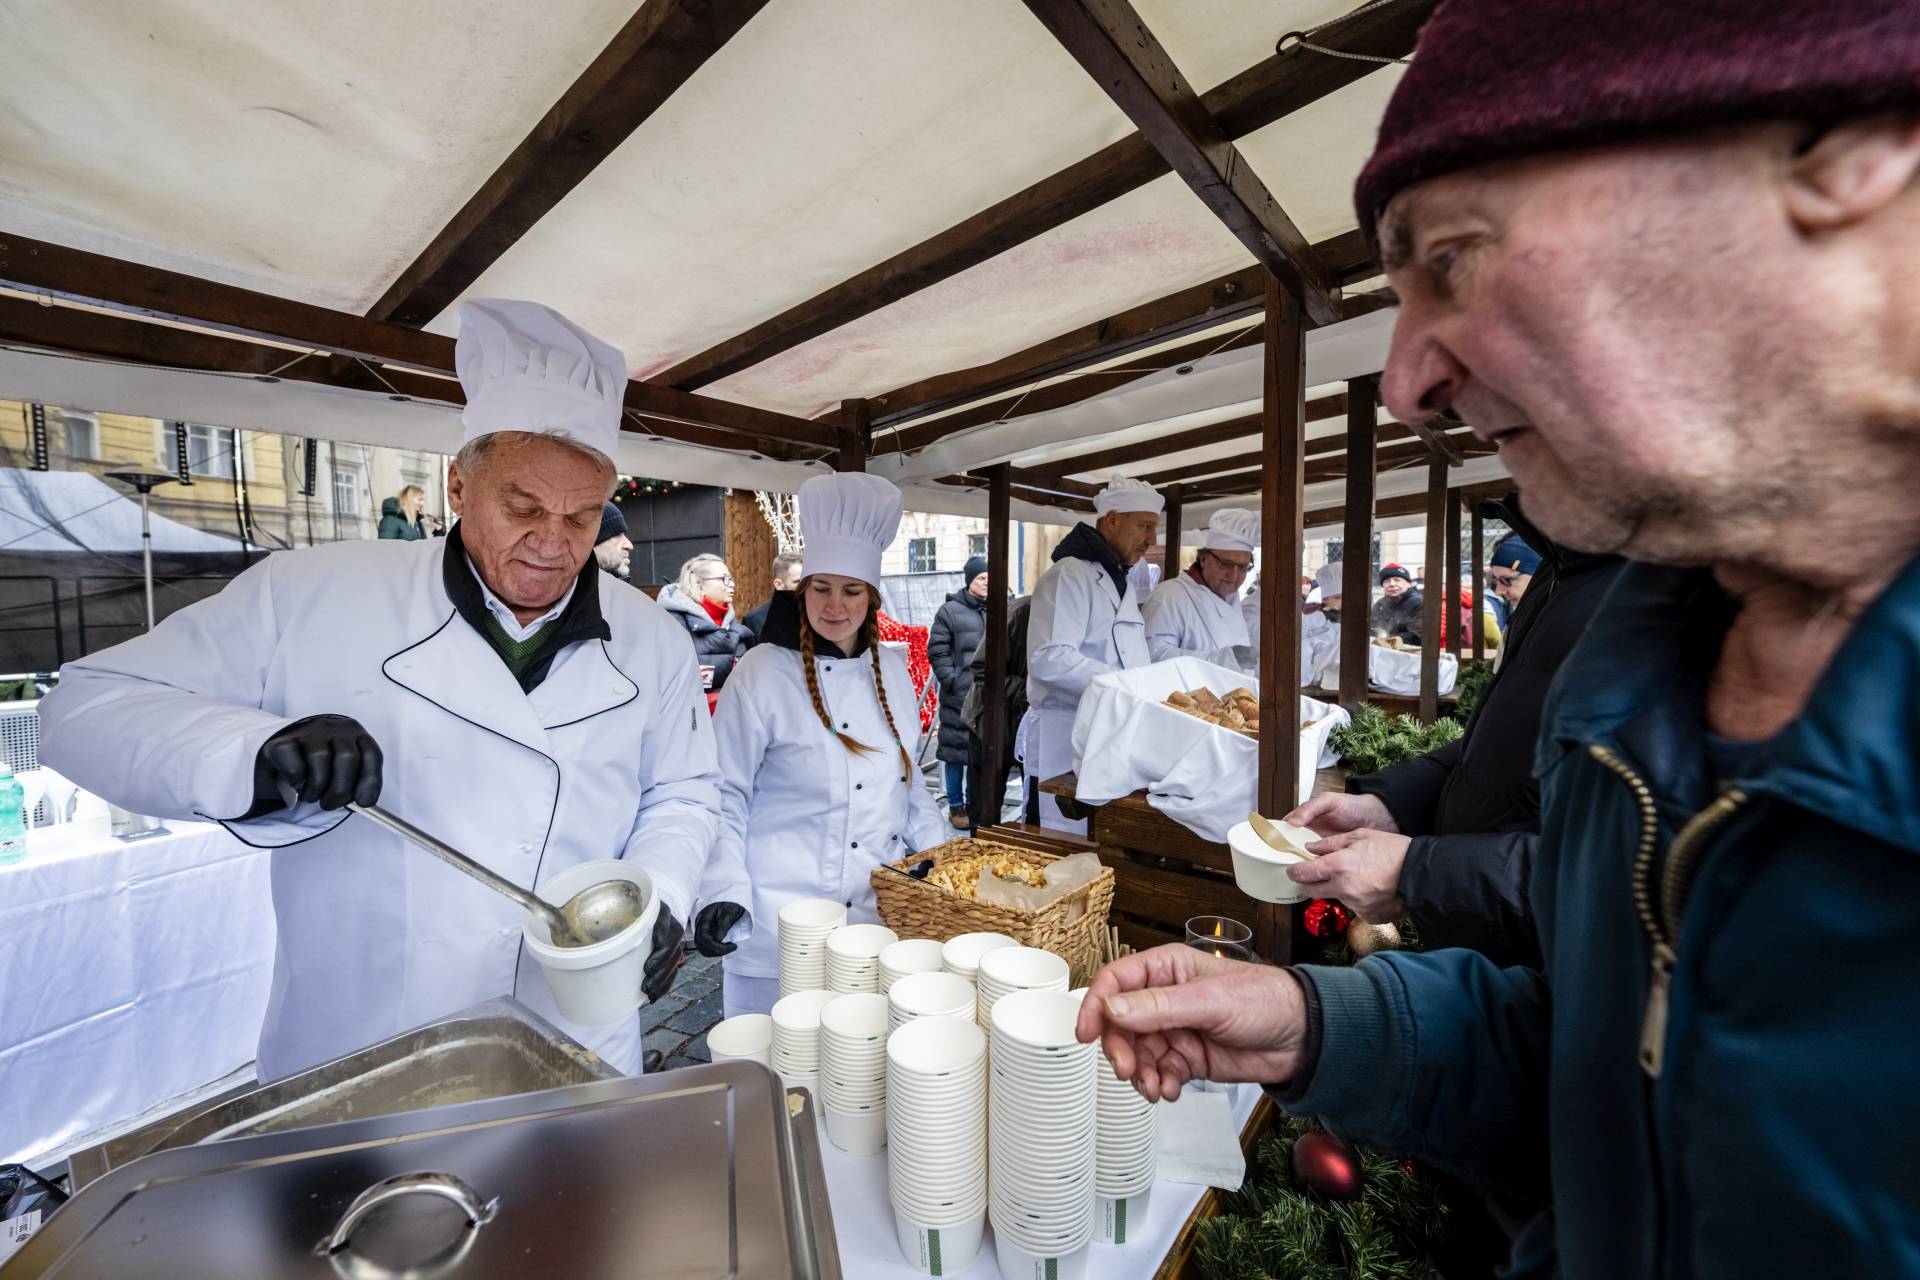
(796, 577), (912, 785)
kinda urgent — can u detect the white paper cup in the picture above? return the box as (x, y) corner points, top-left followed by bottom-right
(780, 898), (849, 932)
(892, 1205), (984, 1276)
(1226, 820), (1310, 904)
(878, 938), (947, 992)
(1096, 1188), (1153, 1244)
(706, 1013), (772, 1066)
(521, 860), (661, 1025)
(993, 1229), (1091, 1280)
(889, 971), (978, 1026)
(941, 931), (1018, 977)
(827, 922), (898, 958)
(825, 1104), (888, 1155)
(978, 945), (1070, 990)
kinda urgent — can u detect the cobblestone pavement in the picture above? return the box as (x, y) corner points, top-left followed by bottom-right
(640, 948), (724, 1071)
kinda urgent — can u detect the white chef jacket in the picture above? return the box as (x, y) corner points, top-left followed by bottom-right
(1142, 571), (1250, 671)
(37, 536), (719, 1079)
(1239, 588), (1339, 686)
(696, 634), (950, 1004)
(1023, 545), (1151, 831)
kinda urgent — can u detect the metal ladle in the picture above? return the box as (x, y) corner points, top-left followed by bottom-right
(349, 804), (644, 948)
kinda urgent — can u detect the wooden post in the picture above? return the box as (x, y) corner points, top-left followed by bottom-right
(1444, 488), (1463, 659)
(1419, 457), (1447, 723)
(1339, 376), (1377, 714)
(979, 463), (1012, 824)
(1257, 275), (1305, 964)
(1162, 482), (1184, 582)
(836, 398), (871, 472)
(1470, 502), (1486, 662)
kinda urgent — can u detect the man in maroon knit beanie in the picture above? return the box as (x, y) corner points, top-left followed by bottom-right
(1080, 3), (1920, 1275)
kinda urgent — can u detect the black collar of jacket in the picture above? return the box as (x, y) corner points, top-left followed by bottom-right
(757, 588), (871, 660)
(1052, 520), (1130, 599)
(442, 520), (612, 692)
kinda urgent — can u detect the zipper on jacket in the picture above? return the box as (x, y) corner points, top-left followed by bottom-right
(1585, 745), (1748, 1077)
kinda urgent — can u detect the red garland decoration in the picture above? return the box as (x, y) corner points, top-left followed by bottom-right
(875, 611), (938, 732)
(1303, 899), (1351, 939)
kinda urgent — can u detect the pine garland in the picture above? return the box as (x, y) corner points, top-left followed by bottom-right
(1193, 1118), (1450, 1280)
(1327, 705), (1464, 776)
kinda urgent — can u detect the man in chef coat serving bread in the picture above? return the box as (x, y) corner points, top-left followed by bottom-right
(1142, 507), (1258, 672)
(39, 299), (720, 1080)
(1022, 476), (1162, 833)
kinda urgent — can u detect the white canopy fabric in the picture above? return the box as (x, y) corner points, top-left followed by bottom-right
(0, 467), (242, 555)
(0, 0), (1481, 520)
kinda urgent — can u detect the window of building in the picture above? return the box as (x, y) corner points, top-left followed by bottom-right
(184, 424), (236, 479)
(333, 462), (363, 518)
(60, 410), (100, 459)
(967, 532), (988, 558)
(907, 537), (937, 574)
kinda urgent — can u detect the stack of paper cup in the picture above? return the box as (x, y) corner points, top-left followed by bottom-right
(771, 989), (836, 1095)
(887, 971), (978, 1034)
(988, 990), (1098, 1280)
(820, 993), (890, 1155)
(975, 945), (1071, 1032)
(941, 931), (1018, 987)
(779, 899), (848, 997)
(826, 923), (899, 994)
(886, 1016), (989, 1275)
(1094, 1039), (1157, 1243)
(706, 1013), (772, 1067)
(878, 938), (947, 993)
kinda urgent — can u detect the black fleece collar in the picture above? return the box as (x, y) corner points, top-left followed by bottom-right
(441, 520), (611, 692)
(1052, 520), (1130, 599)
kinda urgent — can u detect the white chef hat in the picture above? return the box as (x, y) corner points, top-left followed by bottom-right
(797, 472), (904, 588)
(1202, 507), (1260, 554)
(455, 298), (626, 462)
(1092, 476), (1165, 517)
(1315, 561), (1346, 597)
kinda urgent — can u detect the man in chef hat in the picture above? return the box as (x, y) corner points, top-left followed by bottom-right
(1238, 557), (1344, 685)
(1142, 507), (1257, 672)
(41, 299), (720, 1080)
(1022, 476), (1162, 833)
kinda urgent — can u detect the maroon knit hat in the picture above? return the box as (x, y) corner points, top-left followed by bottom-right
(1355, 0), (1920, 247)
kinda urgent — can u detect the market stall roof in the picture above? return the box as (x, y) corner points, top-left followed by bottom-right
(0, 0), (1487, 519)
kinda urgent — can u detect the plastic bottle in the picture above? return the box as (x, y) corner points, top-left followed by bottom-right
(0, 760), (24, 867)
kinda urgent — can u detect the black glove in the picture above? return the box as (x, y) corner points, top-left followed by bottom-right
(249, 714), (383, 815)
(693, 902), (747, 957)
(643, 912), (686, 1003)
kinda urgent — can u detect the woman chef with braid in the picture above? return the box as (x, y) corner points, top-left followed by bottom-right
(691, 472), (952, 1018)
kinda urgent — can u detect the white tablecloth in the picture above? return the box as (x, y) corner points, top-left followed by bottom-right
(0, 821), (275, 1165)
(818, 1084), (1260, 1277)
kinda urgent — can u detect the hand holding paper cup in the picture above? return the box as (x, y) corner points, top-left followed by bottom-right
(1226, 813), (1320, 904)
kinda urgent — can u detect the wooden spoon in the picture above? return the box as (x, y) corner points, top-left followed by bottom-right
(1248, 811), (1319, 859)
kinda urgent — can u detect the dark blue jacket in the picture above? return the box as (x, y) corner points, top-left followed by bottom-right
(1282, 559), (1920, 1278)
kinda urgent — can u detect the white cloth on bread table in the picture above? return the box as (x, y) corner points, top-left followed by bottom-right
(0, 820), (275, 1166)
(1070, 658), (1347, 842)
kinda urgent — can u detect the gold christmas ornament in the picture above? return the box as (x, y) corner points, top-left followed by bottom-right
(1345, 920), (1402, 957)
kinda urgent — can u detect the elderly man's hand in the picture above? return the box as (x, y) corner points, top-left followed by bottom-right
(1288, 830), (1411, 923)
(1074, 945), (1309, 1102)
(1284, 792), (1398, 837)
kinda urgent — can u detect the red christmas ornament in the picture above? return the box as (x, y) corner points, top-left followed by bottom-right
(1291, 1131), (1363, 1201)
(1303, 899), (1351, 939)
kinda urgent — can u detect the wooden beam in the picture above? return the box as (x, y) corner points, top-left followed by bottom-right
(1403, 414), (1465, 465)
(835, 398), (871, 472)
(654, 0), (1435, 388)
(1305, 478), (1512, 532)
(1177, 430), (1484, 501)
(1026, 392), (1346, 484)
(1163, 483), (1184, 578)
(1340, 377), (1378, 715)
(0, 233), (839, 453)
(1131, 416), (1428, 488)
(1444, 489), (1463, 659)
(1013, 485), (1096, 514)
(1257, 274), (1305, 962)
(1316, 229), (1382, 286)
(1419, 458), (1447, 723)
(947, 467), (1100, 500)
(888, 324), (1261, 456)
(871, 266), (1264, 428)
(367, 0), (772, 327)
(1021, 0), (1338, 324)
(983, 463), (1013, 820)
(1470, 502), (1486, 663)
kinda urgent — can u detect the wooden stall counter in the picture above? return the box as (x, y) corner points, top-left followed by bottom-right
(1020, 768), (1346, 965)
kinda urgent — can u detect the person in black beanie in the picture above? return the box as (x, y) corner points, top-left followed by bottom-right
(592, 501), (632, 580)
(1369, 562), (1423, 645)
(928, 555), (991, 828)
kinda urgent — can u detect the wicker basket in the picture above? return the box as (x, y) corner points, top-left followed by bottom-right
(869, 838), (1115, 988)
